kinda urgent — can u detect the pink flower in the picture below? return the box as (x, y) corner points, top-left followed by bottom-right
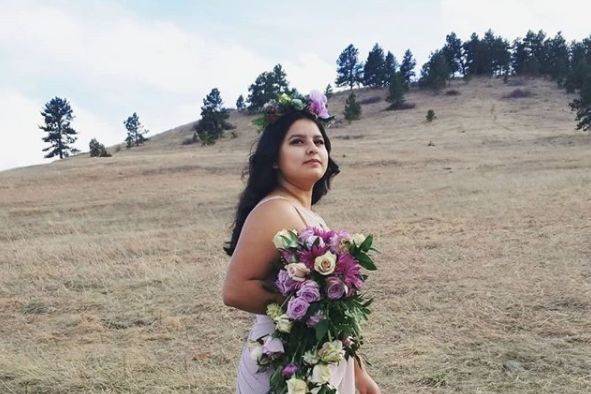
(298, 244), (329, 270)
(307, 90), (330, 119)
(334, 253), (363, 291)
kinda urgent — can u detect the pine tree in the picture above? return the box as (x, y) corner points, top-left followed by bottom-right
(336, 44), (363, 90)
(566, 39), (591, 92)
(383, 51), (398, 86)
(545, 31), (570, 85)
(419, 50), (450, 91)
(39, 97), (78, 159)
(442, 32), (464, 76)
(363, 43), (386, 87)
(124, 112), (149, 148)
(569, 65), (591, 131)
(195, 88), (231, 145)
(386, 72), (406, 109)
(399, 49), (416, 90)
(324, 84), (334, 99)
(486, 30), (511, 76)
(343, 92), (361, 122)
(89, 138), (111, 157)
(463, 33), (484, 75)
(247, 64), (291, 112)
(512, 30), (547, 76)
(236, 95), (246, 111)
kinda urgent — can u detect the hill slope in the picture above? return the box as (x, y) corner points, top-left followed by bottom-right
(0, 77), (589, 392)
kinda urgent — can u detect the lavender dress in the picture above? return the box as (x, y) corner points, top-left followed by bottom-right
(235, 196), (356, 393)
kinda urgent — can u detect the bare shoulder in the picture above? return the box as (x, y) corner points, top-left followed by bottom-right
(244, 198), (307, 237)
(228, 198), (307, 280)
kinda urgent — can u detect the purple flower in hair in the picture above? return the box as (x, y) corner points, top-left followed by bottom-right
(307, 90), (330, 119)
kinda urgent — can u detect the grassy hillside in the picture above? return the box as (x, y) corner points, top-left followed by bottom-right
(0, 77), (589, 393)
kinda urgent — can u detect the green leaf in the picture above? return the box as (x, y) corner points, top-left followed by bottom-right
(357, 253), (377, 271)
(315, 319), (329, 341)
(359, 234), (373, 252)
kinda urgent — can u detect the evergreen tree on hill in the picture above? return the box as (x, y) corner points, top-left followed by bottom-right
(363, 43), (386, 87)
(39, 97), (79, 159)
(247, 64), (291, 112)
(383, 51), (398, 86)
(399, 49), (416, 90)
(336, 44), (364, 90)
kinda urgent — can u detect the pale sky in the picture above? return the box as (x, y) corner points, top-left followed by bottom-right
(1, 0), (589, 172)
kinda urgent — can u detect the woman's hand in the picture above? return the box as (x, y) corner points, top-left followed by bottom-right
(356, 371), (381, 394)
(354, 358), (381, 394)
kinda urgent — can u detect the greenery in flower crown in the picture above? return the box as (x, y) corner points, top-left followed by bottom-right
(252, 90), (335, 133)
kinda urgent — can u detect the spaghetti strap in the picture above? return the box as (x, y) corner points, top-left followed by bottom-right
(292, 205), (309, 227)
(252, 195), (309, 227)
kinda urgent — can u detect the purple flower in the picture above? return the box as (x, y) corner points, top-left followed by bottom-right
(296, 280), (321, 303)
(275, 269), (299, 295)
(262, 336), (284, 357)
(280, 249), (298, 264)
(306, 310), (325, 327)
(286, 297), (310, 320)
(282, 363), (298, 378)
(326, 276), (347, 300)
(307, 90), (330, 119)
(334, 253), (363, 291)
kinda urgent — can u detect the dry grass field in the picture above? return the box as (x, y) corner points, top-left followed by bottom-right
(0, 77), (589, 393)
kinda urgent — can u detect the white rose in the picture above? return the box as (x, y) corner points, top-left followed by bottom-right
(310, 363), (332, 384)
(285, 263), (310, 282)
(286, 376), (308, 394)
(318, 340), (345, 363)
(352, 233), (366, 247)
(275, 314), (293, 333)
(313, 251), (337, 275)
(247, 339), (263, 362)
(302, 349), (319, 365)
(273, 229), (293, 249)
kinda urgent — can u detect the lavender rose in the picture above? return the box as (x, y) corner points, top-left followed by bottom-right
(296, 280), (321, 303)
(286, 297), (310, 320)
(276, 269), (299, 295)
(326, 276), (347, 300)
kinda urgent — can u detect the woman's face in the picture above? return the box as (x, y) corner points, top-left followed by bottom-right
(276, 118), (328, 187)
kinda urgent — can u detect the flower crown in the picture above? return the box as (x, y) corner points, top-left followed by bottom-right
(252, 89), (334, 132)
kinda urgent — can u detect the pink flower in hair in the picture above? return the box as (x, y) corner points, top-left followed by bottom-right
(307, 90), (330, 119)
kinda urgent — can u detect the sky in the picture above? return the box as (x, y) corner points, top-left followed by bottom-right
(1, 0), (589, 172)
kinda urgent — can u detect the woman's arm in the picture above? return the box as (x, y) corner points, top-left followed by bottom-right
(354, 357), (381, 394)
(222, 200), (304, 314)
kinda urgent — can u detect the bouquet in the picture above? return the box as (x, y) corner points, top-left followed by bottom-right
(248, 226), (378, 394)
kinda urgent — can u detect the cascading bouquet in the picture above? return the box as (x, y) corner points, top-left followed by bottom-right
(248, 226), (378, 394)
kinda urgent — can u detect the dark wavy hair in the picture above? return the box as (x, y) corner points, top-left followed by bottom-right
(223, 110), (340, 256)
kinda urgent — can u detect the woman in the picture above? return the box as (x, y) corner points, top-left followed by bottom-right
(222, 105), (380, 393)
